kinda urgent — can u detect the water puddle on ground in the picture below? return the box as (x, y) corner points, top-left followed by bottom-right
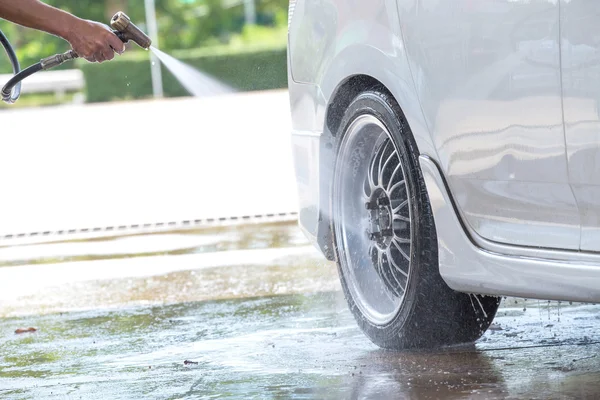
(2, 222), (600, 398)
(0, 222), (333, 318)
(3, 293), (600, 399)
(0, 246), (338, 318)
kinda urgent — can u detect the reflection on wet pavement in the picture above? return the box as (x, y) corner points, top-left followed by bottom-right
(1, 222), (600, 399)
(0, 245), (336, 318)
(0, 222), (307, 267)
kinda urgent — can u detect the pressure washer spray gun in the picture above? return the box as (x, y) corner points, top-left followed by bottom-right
(0, 12), (151, 104)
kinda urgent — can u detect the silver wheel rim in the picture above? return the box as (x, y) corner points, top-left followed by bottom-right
(333, 114), (412, 326)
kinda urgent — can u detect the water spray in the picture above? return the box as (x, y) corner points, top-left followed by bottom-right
(0, 12), (151, 104)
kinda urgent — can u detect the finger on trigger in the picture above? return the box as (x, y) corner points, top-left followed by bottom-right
(109, 33), (125, 54)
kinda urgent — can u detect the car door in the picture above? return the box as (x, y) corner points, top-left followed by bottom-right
(396, 0), (580, 249)
(561, 0), (600, 252)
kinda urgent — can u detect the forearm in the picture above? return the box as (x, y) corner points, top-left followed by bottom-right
(0, 1), (124, 63)
(0, 0), (80, 40)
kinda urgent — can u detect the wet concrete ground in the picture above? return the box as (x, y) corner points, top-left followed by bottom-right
(2, 222), (600, 399)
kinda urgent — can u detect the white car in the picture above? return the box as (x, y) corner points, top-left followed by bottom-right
(287, 0), (600, 349)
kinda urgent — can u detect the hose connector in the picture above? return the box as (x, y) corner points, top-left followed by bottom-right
(40, 50), (78, 70)
(1, 85), (14, 103)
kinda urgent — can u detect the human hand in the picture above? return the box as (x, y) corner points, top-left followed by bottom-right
(65, 19), (125, 63)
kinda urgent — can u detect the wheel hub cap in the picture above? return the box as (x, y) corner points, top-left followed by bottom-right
(367, 190), (394, 248)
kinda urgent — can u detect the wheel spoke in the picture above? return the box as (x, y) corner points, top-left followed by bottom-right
(388, 180), (406, 196)
(381, 250), (404, 298)
(381, 149), (397, 174)
(376, 248), (383, 274)
(376, 250), (394, 297)
(387, 248), (409, 280)
(377, 140), (391, 169)
(381, 154), (398, 189)
(392, 240), (411, 261)
(367, 156), (378, 192)
(377, 140), (392, 186)
(387, 163), (402, 192)
(393, 215), (410, 224)
(393, 199), (409, 214)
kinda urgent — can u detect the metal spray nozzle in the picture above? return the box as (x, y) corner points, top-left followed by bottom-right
(110, 11), (152, 50)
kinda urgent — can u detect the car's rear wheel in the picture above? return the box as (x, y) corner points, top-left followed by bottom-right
(332, 88), (501, 349)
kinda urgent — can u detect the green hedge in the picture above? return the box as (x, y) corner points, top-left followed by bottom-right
(79, 44), (287, 103)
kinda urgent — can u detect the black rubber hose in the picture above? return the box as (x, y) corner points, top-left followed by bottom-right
(1, 62), (42, 103)
(0, 28), (22, 103)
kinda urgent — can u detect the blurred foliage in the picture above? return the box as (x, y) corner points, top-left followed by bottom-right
(0, 0), (288, 73)
(80, 42), (286, 102)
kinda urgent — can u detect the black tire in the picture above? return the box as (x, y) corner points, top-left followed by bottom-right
(331, 88), (501, 350)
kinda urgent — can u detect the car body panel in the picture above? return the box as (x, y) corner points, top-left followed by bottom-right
(287, 75), (325, 247)
(287, 0), (600, 301)
(421, 155), (600, 303)
(289, 0), (434, 154)
(396, 0), (580, 249)
(561, 0), (600, 252)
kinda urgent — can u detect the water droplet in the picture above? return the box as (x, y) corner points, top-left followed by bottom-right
(127, 82), (130, 87)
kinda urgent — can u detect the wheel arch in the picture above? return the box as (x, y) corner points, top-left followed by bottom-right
(325, 75), (388, 137)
